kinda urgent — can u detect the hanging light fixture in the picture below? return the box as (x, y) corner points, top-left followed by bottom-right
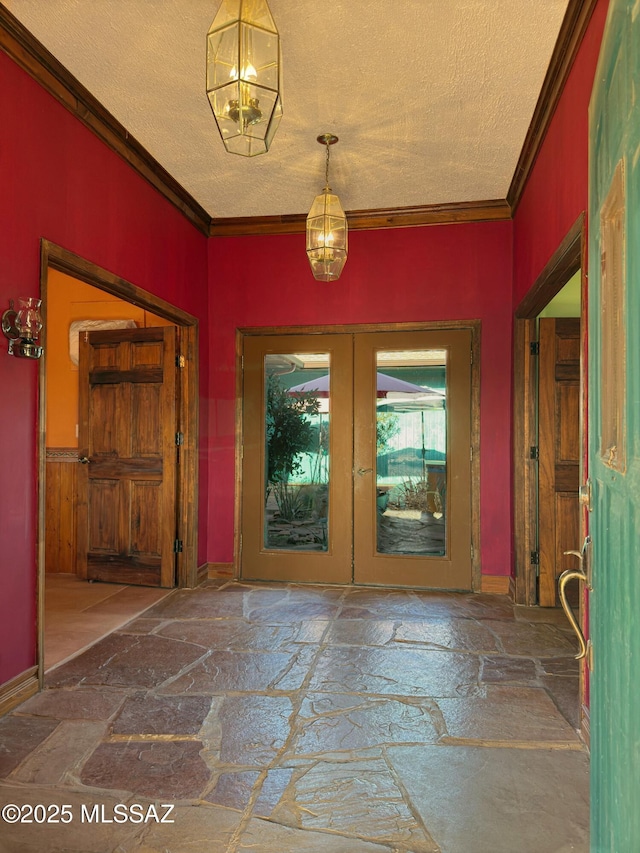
(206, 0), (282, 157)
(306, 134), (348, 282)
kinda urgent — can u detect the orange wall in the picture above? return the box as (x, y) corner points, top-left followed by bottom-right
(45, 269), (173, 447)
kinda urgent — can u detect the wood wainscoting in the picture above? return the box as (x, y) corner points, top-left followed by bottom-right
(45, 447), (78, 574)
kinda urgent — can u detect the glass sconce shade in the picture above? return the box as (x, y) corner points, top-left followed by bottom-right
(207, 0), (282, 156)
(306, 188), (348, 282)
(2, 297), (43, 359)
(16, 297), (42, 342)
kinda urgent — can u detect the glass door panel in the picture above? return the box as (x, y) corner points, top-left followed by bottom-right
(374, 349), (448, 557)
(263, 352), (331, 552)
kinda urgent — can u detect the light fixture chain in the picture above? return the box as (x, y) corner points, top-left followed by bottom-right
(325, 140), (331, 189)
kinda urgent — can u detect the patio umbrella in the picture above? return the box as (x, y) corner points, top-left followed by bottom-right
(288, 371), (442, 400)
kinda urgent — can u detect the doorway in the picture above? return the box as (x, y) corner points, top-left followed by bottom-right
(240, 325), (478, 590)
(37, 241), (200, 684)
(513, 215), (588, 739)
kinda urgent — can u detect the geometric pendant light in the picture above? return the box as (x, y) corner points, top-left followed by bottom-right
(206, 0), (283, 156)
(306, 134), (348, 281)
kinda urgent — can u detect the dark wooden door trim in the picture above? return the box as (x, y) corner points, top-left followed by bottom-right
(37, 239), (200, 686)
(513, 213), (584, 605)
(237, 320), (481, 592)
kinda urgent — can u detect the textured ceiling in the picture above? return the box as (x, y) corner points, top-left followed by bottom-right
(5, 0), (570, 220)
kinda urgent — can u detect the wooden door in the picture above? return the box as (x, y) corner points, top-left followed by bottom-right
(77, 326), (178, 587)
(589, 0), (640, 847)
(538, 318), (581, 606)
(241, 329), (473, 590)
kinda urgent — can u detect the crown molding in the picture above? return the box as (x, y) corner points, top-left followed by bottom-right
(507, 0), (600, 214)
(0, 4), (212, 236)
(209, 199), (512, 237)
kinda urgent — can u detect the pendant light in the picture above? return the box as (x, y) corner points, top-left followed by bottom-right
(306, 134), (348, 282)
(206, 0), (282, 156)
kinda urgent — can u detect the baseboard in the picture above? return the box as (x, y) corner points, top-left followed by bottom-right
(0, 666), (38, 717)
(480, 574), (513, 596)
(580, 703), (590, 749)
(207, 562), (235, 580)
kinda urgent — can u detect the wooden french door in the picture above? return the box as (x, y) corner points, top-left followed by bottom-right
(76, 326), (179, 587)
(589, 1), (640, 846)
(241, 328), (472, 589)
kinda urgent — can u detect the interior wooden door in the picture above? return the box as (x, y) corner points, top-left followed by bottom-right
(76, 326), (178, 587)
(241, 328), (473, 590)
(538, 317), (581, 606)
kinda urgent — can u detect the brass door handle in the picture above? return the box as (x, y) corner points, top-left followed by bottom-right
(559, 549), (591, 666)
(357, 467), (373, 475)
(78, 456), (90, 464)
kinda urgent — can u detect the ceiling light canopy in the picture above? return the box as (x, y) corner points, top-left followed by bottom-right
(306, 134), (348, 282)
(206, 0), (283, 157)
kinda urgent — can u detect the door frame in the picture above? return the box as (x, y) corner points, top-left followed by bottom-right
(236, 320), (481, 590)
(37, 240), (200, 686)
(513, 212), (586, 606)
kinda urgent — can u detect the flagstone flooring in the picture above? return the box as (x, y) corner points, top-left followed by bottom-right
(0, 581), (589, 852)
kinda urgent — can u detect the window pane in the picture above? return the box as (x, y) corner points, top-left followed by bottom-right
(264, 353), (330, 551)
(375, 350), (448, 557)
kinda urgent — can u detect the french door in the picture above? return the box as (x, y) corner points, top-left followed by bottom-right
(241, 328), (473, 589)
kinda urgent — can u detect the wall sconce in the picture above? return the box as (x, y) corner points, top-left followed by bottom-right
(306, 134), (348, 281)
(2, 297), (43, 359)
(206, 0), (283, 157)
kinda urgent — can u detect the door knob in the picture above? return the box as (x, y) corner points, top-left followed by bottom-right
(78, 456), (90, 464)
(357, 467), (373, 475)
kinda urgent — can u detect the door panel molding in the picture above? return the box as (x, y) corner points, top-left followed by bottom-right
(37, 240), (199, 687)
(238, 321), (481, 590)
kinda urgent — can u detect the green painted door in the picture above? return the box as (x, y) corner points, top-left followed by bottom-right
(589, 1), (640, 848)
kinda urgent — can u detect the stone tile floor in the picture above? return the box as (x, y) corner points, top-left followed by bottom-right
(0, 581), (589, 852)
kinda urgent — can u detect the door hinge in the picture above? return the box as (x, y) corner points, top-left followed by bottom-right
(530, 341), (540, 355)
(173, 539), (183, 553)
(530, 550), (540, 567)
(176, 354), (186, 368)
(175, 432), (184, 446)
(529, 445), (539, 460)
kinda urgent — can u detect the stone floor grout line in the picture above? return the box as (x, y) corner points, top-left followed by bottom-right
(224, 613), (338, 853)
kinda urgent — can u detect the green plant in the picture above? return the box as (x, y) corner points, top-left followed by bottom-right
(376, 412), (400, 454)
(265, 375), (319, 519)
(396, 477), (444, 515)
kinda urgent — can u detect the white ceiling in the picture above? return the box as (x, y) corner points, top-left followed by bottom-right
(5, 0), (570, 220)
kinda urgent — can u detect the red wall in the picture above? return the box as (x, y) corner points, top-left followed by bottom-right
(0, 53), (209, 685)
(512, 0), (609, 707)
(207, 222), (514, 577)
(513, 0), (610, 304)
